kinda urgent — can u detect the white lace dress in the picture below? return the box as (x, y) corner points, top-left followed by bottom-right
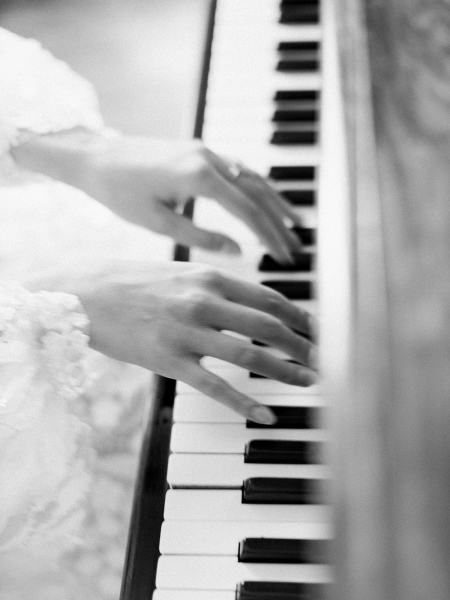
(0, 28), (169, 599)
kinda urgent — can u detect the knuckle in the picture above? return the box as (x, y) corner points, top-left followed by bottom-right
(185, 291), (212, 320)
(202, 377), (224, 398)
(262, 316), (283, 340)
(235, 346), (260, 368)
(189, 155), (212, 184)
(195, 267), (223, 290)
(265, 291), (285, 317)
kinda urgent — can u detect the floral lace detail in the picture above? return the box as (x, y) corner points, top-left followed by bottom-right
(0, 282), (90, 418)
(0, 27), (104, 155)
(0, 282), (92, 563)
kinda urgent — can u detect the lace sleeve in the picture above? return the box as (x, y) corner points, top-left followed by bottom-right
(0, 282), (92, 559)
(0, 27), (104, 152)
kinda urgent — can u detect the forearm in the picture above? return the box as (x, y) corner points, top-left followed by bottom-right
(11, 127), (111, 195)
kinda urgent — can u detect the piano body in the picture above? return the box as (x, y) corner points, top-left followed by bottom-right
(120, 1), (450, 599)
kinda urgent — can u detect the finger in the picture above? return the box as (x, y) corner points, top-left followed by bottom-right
(152, 203), (241, 254)
(250, 173), (304, 227)
(182, 365), (277, 424)
(251, 207), (301, 260)
(232, 173), (303, 252)
(192, 163), (295, 264)
(192, 330), (316, 386)
(206, 153), (303, 250)
(197, 296), (316, 370)
(218, 273), (314, 336)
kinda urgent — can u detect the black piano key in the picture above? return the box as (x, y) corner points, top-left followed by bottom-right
(269, 166), (315, 181)
(244, 440), (323, 464)
(280, 189), (315, 206)
(271, 130), (317, 145)
(242, 477), (326, 504)
(236, 581), (327, 600)
(238, 537), (329, 563)
(246, 406), (321, 429)
(291, 226), (316, 245)
(258, 251), (313, 272)
(277, 59), (319, 72)
(273, 109), (317, 122)
(279, 6), (320, 24)
(274, 90), (318, 101)
(277, 41), (319, 52)
(276, 59), (319, 72)
(262, 279), (313, 299)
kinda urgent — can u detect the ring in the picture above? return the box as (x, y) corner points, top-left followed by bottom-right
(226, 161), (243, 181)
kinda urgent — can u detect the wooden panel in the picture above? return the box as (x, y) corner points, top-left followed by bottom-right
(332, 0), (450, 599)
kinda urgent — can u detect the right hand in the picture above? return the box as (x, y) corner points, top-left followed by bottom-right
(13, 134), (303, 264)
(70, 261), (317, 424)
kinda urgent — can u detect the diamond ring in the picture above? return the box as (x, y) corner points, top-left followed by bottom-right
(227, 161), (243, 181)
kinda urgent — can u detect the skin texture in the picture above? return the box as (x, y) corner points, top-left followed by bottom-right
(13, 130), (315, 423)
(13, 131), (303, 264)
(28, 260), (317, 425)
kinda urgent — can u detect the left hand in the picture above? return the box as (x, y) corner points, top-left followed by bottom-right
(14, 132), (303, 264)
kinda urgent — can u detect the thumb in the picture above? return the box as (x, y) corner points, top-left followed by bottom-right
(153, 204), (241, 254)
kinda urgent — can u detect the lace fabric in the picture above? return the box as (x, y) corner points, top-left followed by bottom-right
(0, 26), (164, 599)
(0, 26), (123, 598)
(0, 27), (104, 155)
(0, 283), (91, 560)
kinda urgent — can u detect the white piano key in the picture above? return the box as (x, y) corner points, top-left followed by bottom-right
(206, 74), (321, 103)
(167, 454), (328, 488)
(170, 423), (326, 454)
(212, 56), (319, 77)
(164, 490), (329, 522)
(206, 131), (318, 149)
(216, 20), (320, 41)
(206, 89), (318, 107)
(271, 180), (318, 191)
(212, 25), (320, 46)
(204, 131), (320, 161)
(173, 394), (323, 424)
(153, 593), (232, 600)
(176, 368), (320, 395)
(205, 100), (319, 115)
(200, 144), (320, 169)
(155, 556), (331, 590)
(205, 106), (317, 123)
(160, 520), (330, 555)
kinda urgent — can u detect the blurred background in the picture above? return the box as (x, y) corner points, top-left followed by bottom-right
(0, 0), (208, 137)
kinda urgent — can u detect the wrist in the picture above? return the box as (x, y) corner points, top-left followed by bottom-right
(11, 127), (120, 192)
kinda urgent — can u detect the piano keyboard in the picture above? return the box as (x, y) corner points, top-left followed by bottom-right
(153, 0), (333, 598)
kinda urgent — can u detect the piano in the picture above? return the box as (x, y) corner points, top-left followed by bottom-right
(120, 0), (450, 599)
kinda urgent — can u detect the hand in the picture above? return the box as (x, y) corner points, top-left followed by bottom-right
(90, 137), (303, 263)
(55, 260), (317, 424)
(13, 132), (303, 264)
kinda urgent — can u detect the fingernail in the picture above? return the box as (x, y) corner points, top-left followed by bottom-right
(288, 232), (302, 252)
(301, 370), (318, 387)
(221, 239), (241, 256)
(278, 251), (295, 266)
(249, 405), (277, 425)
